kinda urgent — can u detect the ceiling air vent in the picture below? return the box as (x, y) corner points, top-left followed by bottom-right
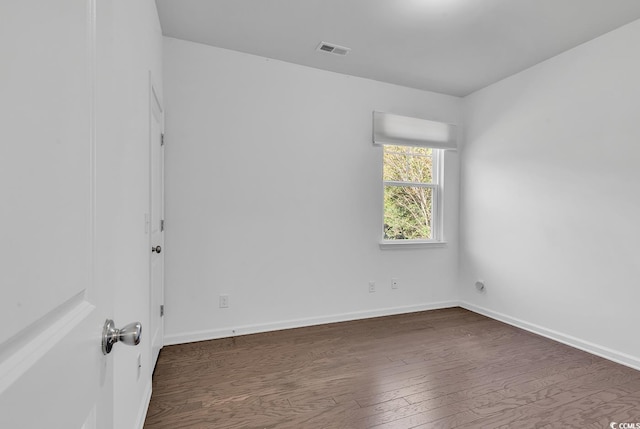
(316, 42), (351, 56)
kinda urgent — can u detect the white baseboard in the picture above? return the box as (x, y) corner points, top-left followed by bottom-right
(164, 301), (459, 346)
(135, 380), (152, 429)
(460, 301), (640, 371)
(162, 300), (640, 372)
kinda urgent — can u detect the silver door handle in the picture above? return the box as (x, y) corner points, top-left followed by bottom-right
(102, 319), (142, 355)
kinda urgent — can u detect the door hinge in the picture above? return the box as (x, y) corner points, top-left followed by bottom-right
(160, 219), (165, 231)
(161, 133), (165, 146)
(160, 305), (164, 317)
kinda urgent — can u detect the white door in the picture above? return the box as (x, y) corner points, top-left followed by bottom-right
(0, 1), (128, 428)
(149, 82), (165, 368)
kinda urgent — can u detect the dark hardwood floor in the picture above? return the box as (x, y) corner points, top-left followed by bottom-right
(143, 307), (640, 428)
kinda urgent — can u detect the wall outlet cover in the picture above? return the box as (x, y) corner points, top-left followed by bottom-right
(219, 294), (229, 308)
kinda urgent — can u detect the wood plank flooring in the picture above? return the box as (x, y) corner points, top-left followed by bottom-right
(143, 307), (640, 428)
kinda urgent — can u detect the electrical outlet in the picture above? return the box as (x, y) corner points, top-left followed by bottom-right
(219, 294), (229, 308)
(368, 281), (376, 293)
(391, 278), (399, 289)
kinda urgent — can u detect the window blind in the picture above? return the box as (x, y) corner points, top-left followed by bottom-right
(373, 111), (457, 150)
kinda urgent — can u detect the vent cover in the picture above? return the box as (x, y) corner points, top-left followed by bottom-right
(316, 42), (351, 56)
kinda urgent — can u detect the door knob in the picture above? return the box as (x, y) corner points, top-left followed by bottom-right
(152, 245), (162, 253)
(102, 319), (142, 355)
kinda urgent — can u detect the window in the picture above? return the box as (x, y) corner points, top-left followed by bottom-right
(383, 145), (442, 241)
(372, 111), (456, 246)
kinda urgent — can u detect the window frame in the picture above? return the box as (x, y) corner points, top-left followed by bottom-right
(380, 146), (446, 248)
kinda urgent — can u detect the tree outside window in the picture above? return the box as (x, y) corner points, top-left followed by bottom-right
(383, 145), (439, 240)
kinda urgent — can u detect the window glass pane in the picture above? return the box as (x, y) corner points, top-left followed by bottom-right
(384, 185), (432, 240)
(383, 145), (433, 183)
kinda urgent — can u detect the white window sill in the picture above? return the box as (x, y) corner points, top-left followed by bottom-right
(379, 240), (447, 250)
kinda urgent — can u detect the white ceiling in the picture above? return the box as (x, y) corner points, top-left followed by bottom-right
(155, 0), (640, 96)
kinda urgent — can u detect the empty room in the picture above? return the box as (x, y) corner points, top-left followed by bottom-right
(2, 0), (640, 428)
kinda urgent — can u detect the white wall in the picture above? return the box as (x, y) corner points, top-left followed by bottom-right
(162, 37), (461, 344)
(460, 19), (640, 368)
(96, 1), (163, 428)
